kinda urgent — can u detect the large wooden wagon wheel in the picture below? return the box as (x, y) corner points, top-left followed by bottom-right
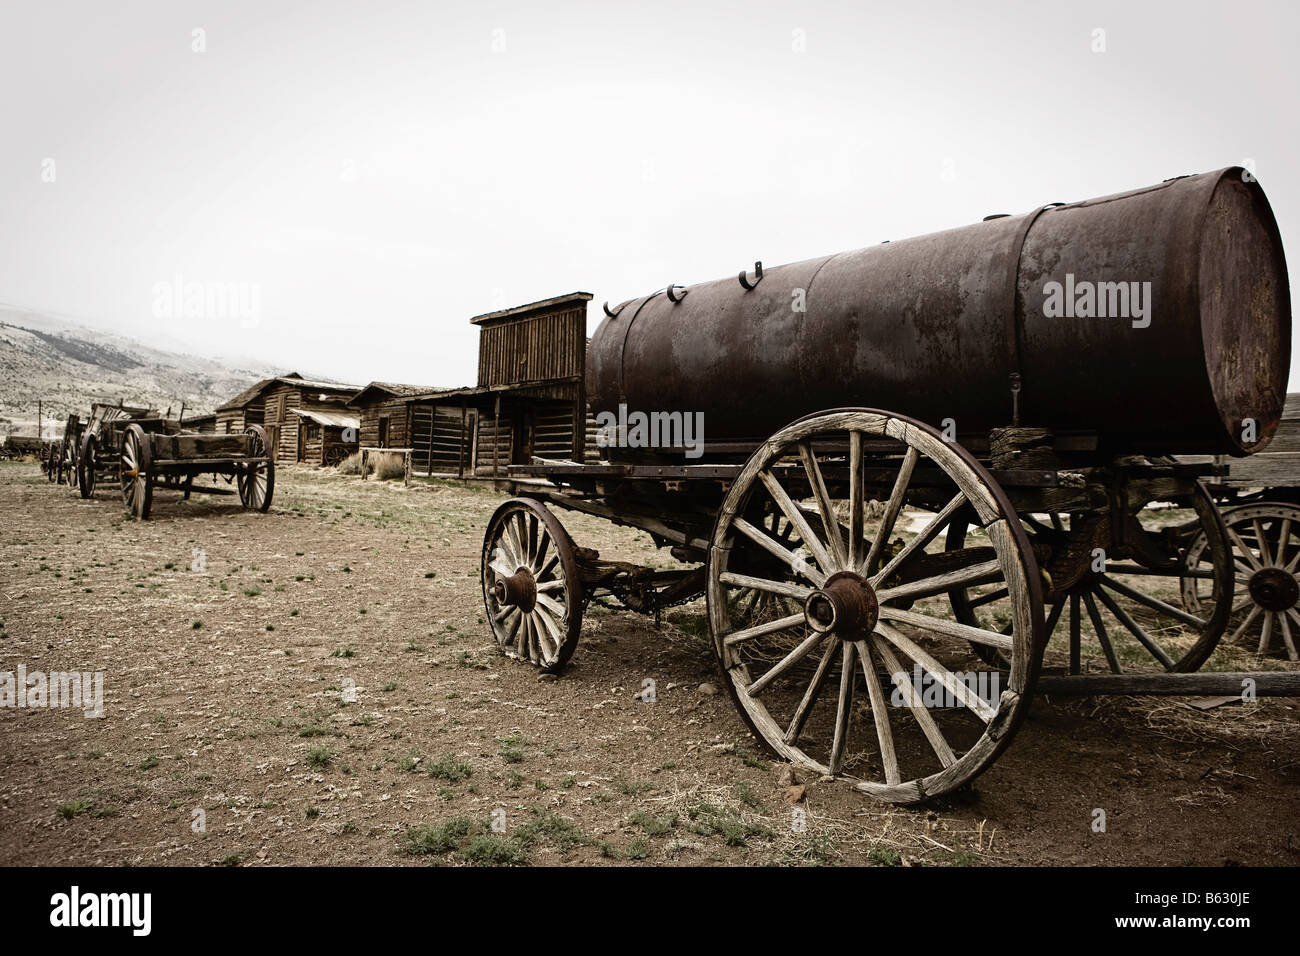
(119, 424), (153, 519)
(237, 425), (275, 512)
(481, 497), (584, 673)
(1182, 501), (1300, 661)
(707, 409), (1044, 804)
(78, 433), (98, 498)
(950, 484), (1232, 674)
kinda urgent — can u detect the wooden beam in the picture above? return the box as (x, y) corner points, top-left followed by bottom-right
(1037, 671), (1300, 697)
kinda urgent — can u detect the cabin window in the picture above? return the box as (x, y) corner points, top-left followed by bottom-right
(305, 423), (321, 441)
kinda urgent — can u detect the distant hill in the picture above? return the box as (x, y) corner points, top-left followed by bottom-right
(0, 305), (287, 439)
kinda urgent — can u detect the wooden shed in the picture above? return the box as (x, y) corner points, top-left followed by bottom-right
(404, 292), (598, 478)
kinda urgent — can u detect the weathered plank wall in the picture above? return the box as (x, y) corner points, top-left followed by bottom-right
(261, 383), (303, 464)
(478, 308), (585, 388)
(475, 417), (513, 477)
(357, 398), (411, 448)
(216, 396), (263, 435)
(1219, 393), (1300, 489)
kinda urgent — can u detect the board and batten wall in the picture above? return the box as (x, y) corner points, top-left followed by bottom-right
(477, 306), (586, 390)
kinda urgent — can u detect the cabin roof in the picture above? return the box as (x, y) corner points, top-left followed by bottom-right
(291, 408), (360, 430)
(348, 381), (446, 406)
(215, 373), (360, 411)
(469, 291), (593, 326)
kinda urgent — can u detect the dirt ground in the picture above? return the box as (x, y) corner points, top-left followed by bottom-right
(1, 461), (1297, 867)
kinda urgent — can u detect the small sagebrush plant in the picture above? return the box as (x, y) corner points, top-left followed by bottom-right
(336, 452), (368, 477)
(372, 453), (406, 480)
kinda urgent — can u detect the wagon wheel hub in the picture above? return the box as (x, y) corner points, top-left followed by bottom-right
(1248, 567), (1299, 613)
(494, 568), (538, 613)
(804, 570), (879, 641)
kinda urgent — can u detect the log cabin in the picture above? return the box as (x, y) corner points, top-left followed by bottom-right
(214, 373), (361, 465)
(347, 382), (445, 450)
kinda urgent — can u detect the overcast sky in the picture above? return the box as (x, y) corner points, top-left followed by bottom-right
(0, 0), (1295, 388)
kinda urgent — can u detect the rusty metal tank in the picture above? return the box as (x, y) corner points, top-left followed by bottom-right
(587, 167), (1290, 459)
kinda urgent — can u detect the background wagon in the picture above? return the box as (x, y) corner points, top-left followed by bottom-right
(479, 167), (1297, 804)
(76, 402), (166, 498)
(76, 402), (275, 519)
(1179, 392), (1300, 659)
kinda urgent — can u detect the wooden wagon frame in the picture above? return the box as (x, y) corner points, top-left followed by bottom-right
(75, 403), (274, 520)
(478, 408), (1299, 804)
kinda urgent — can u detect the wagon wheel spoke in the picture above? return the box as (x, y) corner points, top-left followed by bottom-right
(731, 516), (826, 587)
(535, 593), (566, 619)
(875, 558), (1004, 604)
(1226, 527), (1265, 572)
(872, 491), (967, 586)
(862, 446), (918, 577)
(797, 441), (847, 568)
(1253, 519), (1274, 566)
(1282, 611), (1300, 661)
(1277, 519), (1294, 565)
(503, 606), (522, 646)
(533, 528), (550, 575)
(746, 630), (831, 697)
(1091, 583), (1175, 670)
(1229, 605), (1262, 643)
(723, 612), (807, 648)
(1099, 574), (1207, 629)
(1081, 590), (1121, 673)
(855, 639), (900, 785)
(532, 608), (562, 657)
(1258, 612), (1274, 655)
(827, 642), (856, 776)
(718, 571), (814, 602)
(875, 621), (996, 722)
(873, 636), (956, 769)
(783, 635), (838, 745)
(759, 469), (834, 574)
(876, 606), (1012, 653)
(968, 586), (1009, 609)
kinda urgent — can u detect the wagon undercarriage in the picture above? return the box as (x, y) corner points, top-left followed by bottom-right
(480, 409), (1298, 805)
(72, 405), (276, 521)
